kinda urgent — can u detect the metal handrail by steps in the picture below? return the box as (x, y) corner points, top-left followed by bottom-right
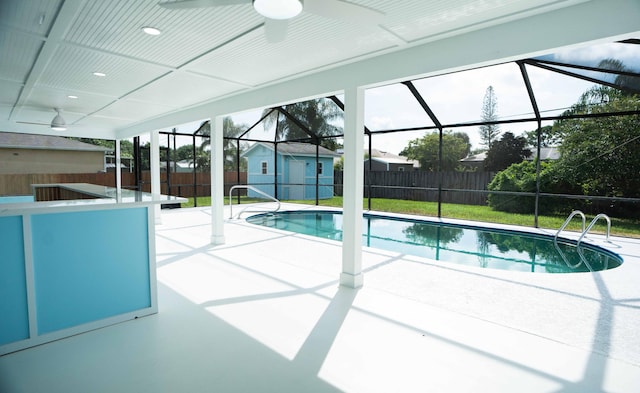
(228, 185), (280, 219)
(577, 213), (611, 245)
(555, 210), (586, 241)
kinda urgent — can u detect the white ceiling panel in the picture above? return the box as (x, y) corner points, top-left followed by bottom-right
(24, 86), (116, 115)
(0, 105), (12, 121)
(65, 0), (263, 68)
(0, 81), (22, 109)
(188, 13), (398, 86)
(377, 0), (588, 42)
(38, 44), (171, 97)
(92, 99), (174, 121)
(0, 30), (44, 82)
(0, 0), (60, 36)
(125, 72), (247, 107)
(75, 115), (138, 130)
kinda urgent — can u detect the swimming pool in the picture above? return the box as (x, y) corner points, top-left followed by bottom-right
(246, 211), (622, 273)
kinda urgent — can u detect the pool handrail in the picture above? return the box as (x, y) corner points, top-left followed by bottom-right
(577, 213), (611, 245)
(555, 210), (586, 241)
(229, 185), (280, 219)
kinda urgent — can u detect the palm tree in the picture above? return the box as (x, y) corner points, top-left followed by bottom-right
(196, 117), (248, 171)
(598, 58), (640, 95)
(261, 98), (343, 150)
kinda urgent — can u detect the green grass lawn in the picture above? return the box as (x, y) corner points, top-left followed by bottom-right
(182, 196), (640, 237)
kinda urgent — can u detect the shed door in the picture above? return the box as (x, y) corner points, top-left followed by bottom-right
(289, 160), (305, 200)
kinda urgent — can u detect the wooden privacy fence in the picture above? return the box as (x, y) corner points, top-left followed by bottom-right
(0, 172), (247, 198)
(2, 170), (492, 205)
(334, 171), (496, 205)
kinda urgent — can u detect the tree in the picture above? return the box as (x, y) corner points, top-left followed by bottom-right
(261, 98), (342, 151)
(523, 125), (562, 148)
(598, 58), (640, 94)
(487, 160), (574, 214)
(554, 86), (640, 201)
(484, 132), (531, 172)
(479, 86), (501, 150)
(400, 131), (470, 171)
(197, 117), (249, 171)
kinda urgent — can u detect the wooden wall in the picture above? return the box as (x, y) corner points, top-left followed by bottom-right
(0, 172), (247, 198)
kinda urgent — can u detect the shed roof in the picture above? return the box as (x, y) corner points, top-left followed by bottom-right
(243, 142), (340, 158)
(0, 132), (110, 152)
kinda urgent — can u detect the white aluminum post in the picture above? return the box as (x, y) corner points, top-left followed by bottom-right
(210, 116), (225, 245)
(341, 85), (365, 288)
(150, 130), (162, 224)
(115, 139), (122, 199)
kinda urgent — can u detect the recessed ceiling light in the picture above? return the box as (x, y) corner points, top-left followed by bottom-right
(142, 26), (161, 36)
(68, 95), (78, 99)
(93, 72), (106, 77)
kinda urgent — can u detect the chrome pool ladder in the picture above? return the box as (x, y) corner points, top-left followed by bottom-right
(228, 185), (280, 219)
(577, 213), (611, 245)
(555, 210), (586, 241)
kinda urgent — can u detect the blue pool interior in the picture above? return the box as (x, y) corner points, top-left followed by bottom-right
(246, 211), (622, 273)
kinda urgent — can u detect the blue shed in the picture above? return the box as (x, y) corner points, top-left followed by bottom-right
(242, 142), (339, 200)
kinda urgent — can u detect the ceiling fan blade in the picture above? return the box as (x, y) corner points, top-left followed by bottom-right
(304, 0), (385, 25)
(264, 18), (288, 43)
(16, 121), (49, 126)
(158, 0), (245, 10)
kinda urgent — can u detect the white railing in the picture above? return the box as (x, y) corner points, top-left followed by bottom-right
(228, 185), (280, 219)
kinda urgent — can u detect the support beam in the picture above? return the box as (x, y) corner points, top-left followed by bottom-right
(210, 116), (226, 245)
(341, 85), (365, 289)
(150, 130), (162, 224)
(115, 140), (122, 196)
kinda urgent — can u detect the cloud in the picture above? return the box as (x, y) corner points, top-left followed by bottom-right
(369, 116), (395, 129)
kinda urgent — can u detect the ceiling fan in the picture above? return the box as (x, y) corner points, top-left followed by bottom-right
(16, 108), (70, 131)
(158, 0), (385, 42)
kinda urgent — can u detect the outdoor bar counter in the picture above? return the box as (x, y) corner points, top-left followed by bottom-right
(0, 184), (186, 355)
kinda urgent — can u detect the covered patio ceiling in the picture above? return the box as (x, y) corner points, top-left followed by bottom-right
(1, 0), (639, 141)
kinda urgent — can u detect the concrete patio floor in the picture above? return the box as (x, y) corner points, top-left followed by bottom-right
(1, 204), (640, 392)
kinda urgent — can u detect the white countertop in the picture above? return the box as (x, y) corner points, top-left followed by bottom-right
(1, 183), (187, 215)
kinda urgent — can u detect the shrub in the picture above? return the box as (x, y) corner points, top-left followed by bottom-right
(487, 161), (576, 214)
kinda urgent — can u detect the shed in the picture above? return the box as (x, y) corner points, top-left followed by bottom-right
(242, 142), (339, 200)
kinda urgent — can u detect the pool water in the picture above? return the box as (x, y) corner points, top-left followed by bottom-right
(246, 211), (622, 273)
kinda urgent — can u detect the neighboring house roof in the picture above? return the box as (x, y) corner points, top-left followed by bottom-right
(365, 148), (419, 168)
(0, 132), (110, 152)
(460, 152), (487, 163)
(459, 147), (560, 163)
(242, 142), (340, 158)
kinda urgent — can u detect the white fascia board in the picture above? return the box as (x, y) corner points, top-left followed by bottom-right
(116, 0), (640, 140)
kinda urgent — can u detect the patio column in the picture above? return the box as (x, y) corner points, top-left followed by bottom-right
(150, 130), (162, 224)
(341, 85), (365, 288)
(210, 115), (225, 245)
(115, 139), (122, 194)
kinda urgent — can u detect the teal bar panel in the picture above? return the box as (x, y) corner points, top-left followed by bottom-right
(31, 207), (151, 334)
(0, 216), (29, 346)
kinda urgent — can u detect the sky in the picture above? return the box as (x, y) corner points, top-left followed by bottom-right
(163, 41), (639, 156)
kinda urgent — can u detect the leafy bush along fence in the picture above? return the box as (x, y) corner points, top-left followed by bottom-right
(334, 170), (496, 205)
(0, 172), (247, 198)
